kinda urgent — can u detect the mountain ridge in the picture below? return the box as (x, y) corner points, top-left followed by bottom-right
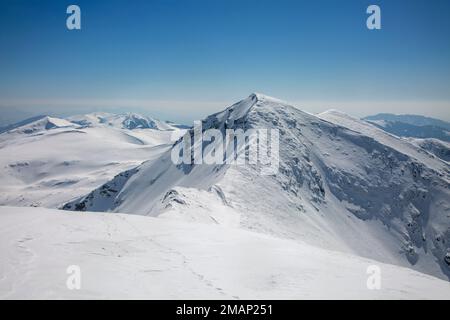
(364, 113), (450, 130)
(63, 93), (450, 281)
(362, 113), (450, 142)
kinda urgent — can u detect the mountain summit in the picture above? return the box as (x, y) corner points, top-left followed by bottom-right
(63, 93), (450, 281)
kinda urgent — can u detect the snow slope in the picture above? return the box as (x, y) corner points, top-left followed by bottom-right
(0, 114), (184, 208)
(1, 206), (449, 299)
(364, 113), (450, 131)
(319, 109), (449, 171)
(407, 138), (450, 163)
(64, 94), (450, 281)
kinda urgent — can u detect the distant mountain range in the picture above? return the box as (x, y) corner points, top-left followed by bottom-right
(363, 113), (450, 142)
(0, 112), (188, 134)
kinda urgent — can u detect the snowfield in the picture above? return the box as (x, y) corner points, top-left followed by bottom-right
(1, 94), (450, 299)
(1, 206), (449, 300)
(407, 138), (450, 162)
(0, 113), (184, 208)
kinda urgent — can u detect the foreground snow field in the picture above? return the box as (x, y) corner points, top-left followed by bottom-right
(0, 206), (449, 299)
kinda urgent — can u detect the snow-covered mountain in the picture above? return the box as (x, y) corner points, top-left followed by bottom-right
(2, 206), (450, 299)
(0, 113), (184, 208)
(364, 113), (450, 130)
(0, 115), (75, 135)
(407, 138), (450, 163)
(63, 94), (450, 281)
(67, 112), (180, 131)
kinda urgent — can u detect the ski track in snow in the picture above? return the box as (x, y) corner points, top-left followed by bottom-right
(1, 206), (450, 299)
(115, 214), (230, 298)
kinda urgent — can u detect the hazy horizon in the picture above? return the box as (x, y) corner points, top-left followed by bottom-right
(2, 0), (450, 124)
(1, 95), (450, 127)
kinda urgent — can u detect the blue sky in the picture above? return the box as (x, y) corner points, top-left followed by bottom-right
(1, 0), (449, 124)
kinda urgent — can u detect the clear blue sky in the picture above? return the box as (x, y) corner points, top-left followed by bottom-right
(1, 0), (449, 123)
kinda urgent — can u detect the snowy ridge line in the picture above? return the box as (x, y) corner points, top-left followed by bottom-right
(62, 93), (450, 281)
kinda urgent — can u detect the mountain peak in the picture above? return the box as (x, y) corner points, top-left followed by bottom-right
(319, 109), (350, 117)
(249, 92), (287, 104)
(62, 92), (450, 281)
(218, 93), (290, 123)
(0, 115), (74, 134)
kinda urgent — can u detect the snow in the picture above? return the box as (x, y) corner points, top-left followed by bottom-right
(65, 94), (450, 281)
(318, 109), (448, 171)
(67, 112), (178, 131)
(0, 114), (184, 208)
(1, 115), (75, 135)
(1, 94), (450, 299)
(406, 137), (450, 162)
(1, 206), (449, 300)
